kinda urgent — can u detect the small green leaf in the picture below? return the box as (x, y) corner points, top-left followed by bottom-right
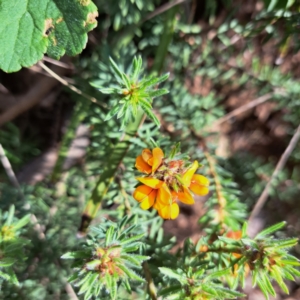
(132, 56), (142, 81)
(120, 233), (145, 245)
(117, 264), (144, 282)
(140, 73), (169, 88)
(159, 267), (185, 281)
(138, 98), (153, 109)
(105, 226), (116, 246)
(5, 205), (15, 226)
(270, 266), (289, 294)
(255, 222), (286, 239)
(13, 215), (31, 230)
(0, 257), (15, 267)
(61, 251), (89, 259)
(98, 88), (119, 94)
(148, 88), (169, 98)
(142, 105), (160, 127)
(121, 74), (131, 90)
(109, 57), (125, 81)
(205, 268), (231, 280)
(117, 102), (129, 120)
(105, 104), (121, 121)
(85, 260), (101, 270)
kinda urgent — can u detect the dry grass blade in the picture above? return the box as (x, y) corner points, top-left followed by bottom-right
(142, 0), (188, 23)
(249, 124), (300, 222)
(208, 93), (274, 130)
(38, 61), (106, 108)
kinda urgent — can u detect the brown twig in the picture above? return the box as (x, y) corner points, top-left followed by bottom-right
(208, 93), (274, 129)
(43, 56), (73, 69)
(142, 0), (189, 23)
(0, 72), (61, 127)
(204, 151), (226, 224)
(0, 144), (21, 189)
(249, 124), (300, 221)
(65, 283), (79, 300)
(30, 65), (75, 84)
(38, 61), (106, 108)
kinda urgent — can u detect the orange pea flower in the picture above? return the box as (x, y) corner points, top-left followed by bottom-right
(135, 148), (164, 174)
(133, 147), (210, 220)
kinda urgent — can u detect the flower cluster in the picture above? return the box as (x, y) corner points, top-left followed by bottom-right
(133, 147), (209, 219)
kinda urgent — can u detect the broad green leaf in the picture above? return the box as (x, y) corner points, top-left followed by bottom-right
(0, 0), (98, 72)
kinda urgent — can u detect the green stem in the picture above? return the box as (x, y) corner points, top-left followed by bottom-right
(142, 262), (157, 300)
(79, 7), (177, 233)
(153, 7), (177, 73)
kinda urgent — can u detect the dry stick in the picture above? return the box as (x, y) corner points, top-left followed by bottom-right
(65, 283), (79, 300)
(142, 0), (188, 22)
(43, 56), (73, 69)
(30, 65), (75, 84)
(0, 144), (20, 189)
(249, 124), (300, 221)
(38, 61), (106, 108)
(209, 93), (274, 128)
(0, 143), (46, 239)
(0, 74), (60, 127)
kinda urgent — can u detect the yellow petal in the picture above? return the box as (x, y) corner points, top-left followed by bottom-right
(157, 184), (172, 205)
(136, 177), (163, 189)
(142, 149), (153, 166)
(140, 189), (157, 210)
(182, 161), (199, 187)
(135, 155), (151, 174)
(152, 147), (164, 173)
(158, 203), (179, 219)
(189, 174), (210, 196)
(192, 174), (209, 186)
(133, 185), (154, 202)
(177, 187), (194, 205)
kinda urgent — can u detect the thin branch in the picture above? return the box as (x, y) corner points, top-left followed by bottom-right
(30, 65), (75, 84)
(0, 144), (21, 189)
(204, 151), (226, 224)
(209, 93), (274, 129)
(65, 283), (79, 300)
(0, 72), (62, 127)
(43, 56), (73, 69)
(142, 0), (189, 23)
(38, 61), (106, 108)
(249, 124), (300, 221)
